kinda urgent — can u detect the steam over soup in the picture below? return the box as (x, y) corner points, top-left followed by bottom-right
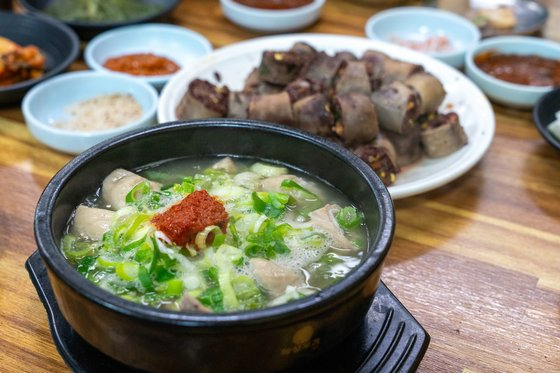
(61, 157), (367, 313)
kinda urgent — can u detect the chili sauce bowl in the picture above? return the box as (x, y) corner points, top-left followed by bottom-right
(220, 0), (325, 33)
(365, 7), (480, 69)
(465, 36), (560, 108)
(85, 24), (212, 89)
(22, 71), (158, 154)
(33, 119), (394, 372)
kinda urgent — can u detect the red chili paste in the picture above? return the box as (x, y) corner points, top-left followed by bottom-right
(103, 53), (180, 76)
(151, 190), (228, 247)
(233, 0), (313, 10)
(474, 51), (560, 87)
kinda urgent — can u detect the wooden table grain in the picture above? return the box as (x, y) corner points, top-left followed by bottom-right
(1, 1), (559, 372)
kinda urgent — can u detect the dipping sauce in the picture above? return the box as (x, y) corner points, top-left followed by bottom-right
(54, 93), (143, 132)
(391, 35), (453, 53)
(104, 53), (180, 76)
(233, 0), (313, 10)
(474, 51), (560, 86)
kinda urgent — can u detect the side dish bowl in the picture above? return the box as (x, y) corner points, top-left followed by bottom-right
(19, 0), (180, 40)
(465, 36), (560, 108)
(365, 6), (480, 68)
(0, 11), (79, 105)
(22, 71), (158, 154)
(533, 87), (560, 151)
(34, 120), (394, 372)
(85, 23), (213, 89)
(220, 0), (325, 33)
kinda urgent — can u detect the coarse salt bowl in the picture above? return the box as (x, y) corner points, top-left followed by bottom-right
(22, 71), (158, 154)
(220, 0), (325, 33)
(84, 23), (213, 89)
(365, 6), (480, 69)
(465, 36), (560, 108)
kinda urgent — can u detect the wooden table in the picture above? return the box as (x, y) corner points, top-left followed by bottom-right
(1, 1), (559, 372)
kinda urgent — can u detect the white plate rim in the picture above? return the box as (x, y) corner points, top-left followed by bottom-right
(158, 33), (495, 200)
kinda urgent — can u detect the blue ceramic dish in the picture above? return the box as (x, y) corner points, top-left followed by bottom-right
(465, 36), (560, 108)
(22, 71), (159, 154)
(84, 23), (212, 90)
(0, 11), (79, 105)
(19, 0), (180, 40)
(365, 6), (480, 69)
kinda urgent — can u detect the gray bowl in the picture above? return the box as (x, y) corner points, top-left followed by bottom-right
(0, 11), (79, 105)
(34, 120), (395, 372)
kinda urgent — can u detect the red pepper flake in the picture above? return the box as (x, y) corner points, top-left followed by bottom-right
(151, 190), (228, 248)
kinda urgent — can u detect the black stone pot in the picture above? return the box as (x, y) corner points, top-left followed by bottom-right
(34, 120), (395, 372)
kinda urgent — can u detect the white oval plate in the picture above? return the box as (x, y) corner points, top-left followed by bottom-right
(158, 34), (495, 199)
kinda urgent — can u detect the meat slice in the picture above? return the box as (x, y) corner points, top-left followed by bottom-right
(251, 258), (304, 298)
(175, 79), (229, 120)
(151, 190), (228, 248)
(308, 204), (356, 251)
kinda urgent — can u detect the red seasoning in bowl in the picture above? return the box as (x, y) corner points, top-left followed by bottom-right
(233, 0), (313, 10)
(474, 51), (560, 86)
(104, 53), (180, 76)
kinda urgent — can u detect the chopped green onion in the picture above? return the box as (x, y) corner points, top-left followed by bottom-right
(163, 278), (183, 296)
(125, 181), (150, 204)
(250, 162), (288, 177)
(335, 206), (364, 229)
(116, 262), (139, 281)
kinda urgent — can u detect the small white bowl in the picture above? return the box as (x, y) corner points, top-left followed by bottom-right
(220, 0), (325, 33)
(365, 7), (480, 68)
(85, 24), (212, 89)
(465, 36), (560, 108)
(22, 71), (159, 154)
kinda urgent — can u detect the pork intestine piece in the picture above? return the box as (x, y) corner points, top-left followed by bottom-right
(251, 258), (304, 298)
(102, 168), (161, 210)
(71, 205), (115, 241)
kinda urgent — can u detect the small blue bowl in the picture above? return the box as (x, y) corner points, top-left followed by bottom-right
(465, 36), (560, 108)
(85, 24), (212, 89)
(365, 6), (480, 69)
(22, 71), (159, 154)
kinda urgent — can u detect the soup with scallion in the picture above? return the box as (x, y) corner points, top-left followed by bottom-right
(61, 157), (367, 313)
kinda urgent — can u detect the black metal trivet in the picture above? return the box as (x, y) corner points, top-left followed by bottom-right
(26, 251), (429, 373)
